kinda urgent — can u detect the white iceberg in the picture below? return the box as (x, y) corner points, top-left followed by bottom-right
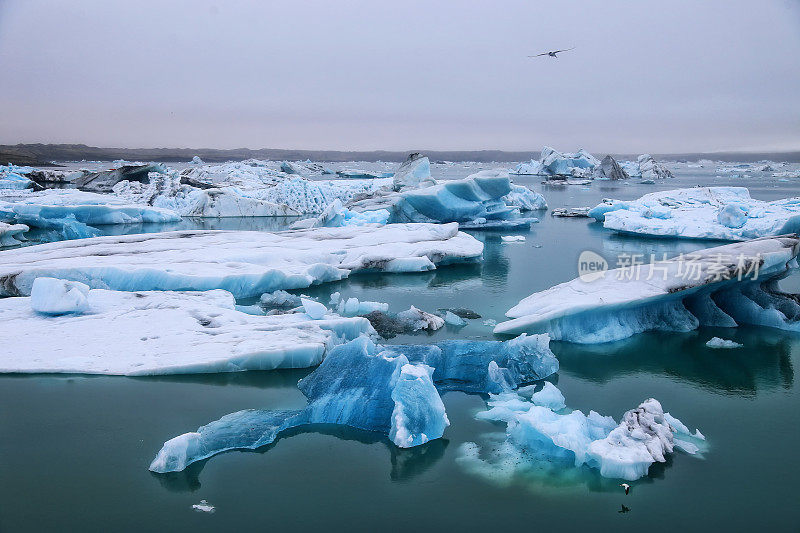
(706, 337), (743, 349)
(540, 147), (600, 178)
(30, 277), (90, 315)
(0, 287), (373, 375)
(0, 223), (483, 298)
(392, 154), (435, 191)
(589, 187), (800, 240)
(0, 164), (35, 189)
(495, 236), (800, 343)
(462, 389), (703, 482)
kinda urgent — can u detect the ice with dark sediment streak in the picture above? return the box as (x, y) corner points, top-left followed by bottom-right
(588, 187), (800, 240)
(0, 286), (374, 375)
(495, 236), (800, 343)
(460, 385), (705, 482)
(149, 333), (558, 473)
(0, 222), (483, 298)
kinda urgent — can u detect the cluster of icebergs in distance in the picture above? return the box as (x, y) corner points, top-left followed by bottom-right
(0, 154), (548, 244)
(511, 147), (673, 182)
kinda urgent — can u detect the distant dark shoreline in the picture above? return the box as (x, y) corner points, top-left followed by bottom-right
(2, 143), (798, 167)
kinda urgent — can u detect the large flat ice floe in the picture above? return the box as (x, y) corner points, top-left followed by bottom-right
(589, 187), (800, 240)
(0, 285), (373, 375)
(149, 334), (557, 472)
(495, 236), (800, 343)
(0, 223), (483, 298)
(459, 385), (704, 482)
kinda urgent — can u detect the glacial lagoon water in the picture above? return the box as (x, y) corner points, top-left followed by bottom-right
(1, 165), (799, 531)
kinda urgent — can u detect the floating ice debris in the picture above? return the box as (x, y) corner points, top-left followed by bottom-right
(333, 295), (390, 317)
(525, 381), (566, 410)
(500, 235), (526, 243)
(440, 307), (481, 319)
(589, 187), (800, 240)
(461, 390), (703, 482)
(483, 319), (497, 327)
(336, 169), (392, 179)
(0, 287), (373, 375)
(551, 207), (590, 218)
(0, 223), (483, 298)
(0, 221), (28, 246)
(495, 236), (800, 343)
(502, 184), (548, 210)
(706, 337), (743, 349)
(29, 277), (90, 316)
(592, 155), (629, 181)
(442, 310), (467, 327)
(150, 333), (557, 472)
(260, 290), (302, 309)
(392, 154), (435, 191)
(289, 199), (390, 229)
(301, 297), (327, 320)
(192, 500), (215, 513)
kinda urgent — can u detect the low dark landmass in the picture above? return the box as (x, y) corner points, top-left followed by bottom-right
(1, 143), (798, 166)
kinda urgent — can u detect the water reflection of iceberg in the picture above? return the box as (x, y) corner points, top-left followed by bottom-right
(554, 328), (794, 394)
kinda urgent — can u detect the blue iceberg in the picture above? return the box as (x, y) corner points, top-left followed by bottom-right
(150, 333), (557, 472)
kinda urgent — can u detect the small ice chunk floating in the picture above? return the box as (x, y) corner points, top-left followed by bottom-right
(495, 235), (800, 343)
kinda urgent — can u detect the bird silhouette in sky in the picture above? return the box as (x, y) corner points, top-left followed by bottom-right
(528, 47), (575, 58)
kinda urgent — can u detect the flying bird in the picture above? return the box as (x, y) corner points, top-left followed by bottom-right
(528, 47), (575, 59)
(620, 483), (630, 495)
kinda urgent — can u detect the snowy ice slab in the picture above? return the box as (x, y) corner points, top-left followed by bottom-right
(0, 288), (373, 375)
(0, 223), (483, 298)
(495, 236), (800, 343)
(0, 222), (28, 246)
(589, 187), (800, 241)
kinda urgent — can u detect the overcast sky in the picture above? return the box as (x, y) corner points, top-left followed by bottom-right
(1, 0), (799, 153)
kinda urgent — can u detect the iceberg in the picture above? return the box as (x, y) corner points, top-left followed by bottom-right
(551, 207), (590, 218)
(73, 163), (167, 193)
(636, 154), (674, 180)
(29, 277), (90, 315)
(150, 333), (556, 473)
(260, 290), (302, 309)
(502, 184), (548, 211)
(462, 387), (703, 482)
(591, 155), (629, 181)
(589, 187), (800, 240)
(540, 147), (600, 178)
(706, 337), (743, 349)
(0, 221), (28, 246)
(0, 164), (36, 190)
(495, 236), (800, 343)
(392, 154), (435, 191)
(0, 222), (483, 298)
(350, 170), (541, 227)
(289, 199), (390, 229)
(0, 287), (373, 375)
(510, 159), (546, 176)
(362, 306), (445, 338)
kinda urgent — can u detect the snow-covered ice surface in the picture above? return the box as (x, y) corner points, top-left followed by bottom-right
(589, 187), (800, 240)
(460, 385), (704, 482)
(149, 333), (557, 472)
(0, 223), (483, 298)
(0, 287), (373, 375)
(495, 236), (800, 343)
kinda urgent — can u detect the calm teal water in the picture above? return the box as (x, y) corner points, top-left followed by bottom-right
(1, 168), (799, 531)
